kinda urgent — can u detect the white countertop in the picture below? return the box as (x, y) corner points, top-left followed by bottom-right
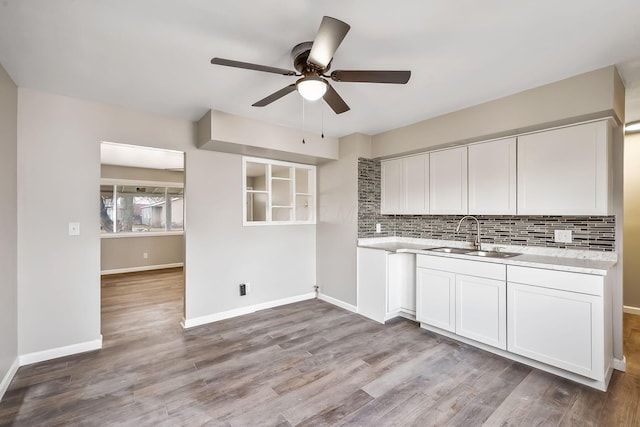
(358, 238), (617, 276)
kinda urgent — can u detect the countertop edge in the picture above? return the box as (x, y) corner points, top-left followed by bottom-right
(357, 244), (616, 276)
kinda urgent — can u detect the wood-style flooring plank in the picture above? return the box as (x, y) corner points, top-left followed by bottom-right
(2, 267), (640, 426)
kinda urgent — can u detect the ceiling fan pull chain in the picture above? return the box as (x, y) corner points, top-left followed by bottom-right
(302, 98), (306, 144)
(321, 107), (324, 139)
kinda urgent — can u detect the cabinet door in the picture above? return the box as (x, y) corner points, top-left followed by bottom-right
(517, 120), (610, 215)
(380, 158), (402, 214)
(468, 138), (516, 215)
(416, 267), (456, 332)
(429, 146), (468, 214)
(507, 282), (603, 379)
(456, 274), (506, 350)
(357, 248), (388, 324)
(403, 154), (429, 214)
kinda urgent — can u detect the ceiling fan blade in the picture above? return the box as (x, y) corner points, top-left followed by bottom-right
(323, 83), (350, 114)
(330, 70), (411, 84)
(252, 84), (297, 107)
(211, 58), (296, 76)
(308, 16), (351, 70)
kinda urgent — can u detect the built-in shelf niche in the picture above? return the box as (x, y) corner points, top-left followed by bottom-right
(243, 157), (316, 225)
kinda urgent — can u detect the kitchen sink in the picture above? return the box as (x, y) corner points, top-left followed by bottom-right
(426, 247), (520, 258)
(426, 247), (472, 254)
(464, 250), (520, 258)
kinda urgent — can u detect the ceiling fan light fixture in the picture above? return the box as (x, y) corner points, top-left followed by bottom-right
(296, 76), (327, 101)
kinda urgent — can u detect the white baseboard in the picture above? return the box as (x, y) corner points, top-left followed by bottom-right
(623, 305), (640, 315)
(182, 292), (316, 329)
(613, 356), (627, 372)
(101, 263), (184, 275)
(19, 337), (103, 366)
(318, 293), (357, 313)
(0, 357), (19, 402)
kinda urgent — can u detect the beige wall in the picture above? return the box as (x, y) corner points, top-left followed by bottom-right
(624, 133), (640, 308)
(372, 66), (625, 158)
(101, 235), (184, 272)
(0, 63), (18, 396)
(17, 88), (316, 358)
(316, 134), (372, 306)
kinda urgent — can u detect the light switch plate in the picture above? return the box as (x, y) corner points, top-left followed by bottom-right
(68, 222), (80, 236)
(554, 229), (572, 243)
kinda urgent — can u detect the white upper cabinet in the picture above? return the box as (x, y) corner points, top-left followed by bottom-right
(429, 146), (468, 214)
(380, 158), (402, 214)
(517, 120), (611, 215)
(468, 137), (516, 215)
(381, 154), (429, 215)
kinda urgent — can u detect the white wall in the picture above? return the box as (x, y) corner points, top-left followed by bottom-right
(17, 88), (316, 357)
(316, 134), (371, 307)
(185, 150), (315, 320)
(0, 63), (18, 397)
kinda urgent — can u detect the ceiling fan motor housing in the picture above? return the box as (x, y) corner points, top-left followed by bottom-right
(292, 41), (330, 74)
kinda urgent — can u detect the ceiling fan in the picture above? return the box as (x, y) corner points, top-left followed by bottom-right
(211, 16), (411, 114)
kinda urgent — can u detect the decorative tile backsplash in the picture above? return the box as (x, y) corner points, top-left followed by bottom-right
(358, 158), (616, 251)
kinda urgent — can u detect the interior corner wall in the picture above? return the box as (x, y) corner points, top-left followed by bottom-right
(0, 62), (18, 398)
(316, 133), (372, 307)
(624, 132), (640, 310)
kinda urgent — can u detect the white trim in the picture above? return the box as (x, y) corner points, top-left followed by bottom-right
(0, 357), (19, 402)
(101, 263), (184, 275)
(101, 231), (184, 239)
(100, 178), (184, 188)
(613, 356), (627, 372)
(19, 337), (103, 367)
(318, 293), (357, 313)
(623, 305), (640, 315)
(182, 293), (316, 329)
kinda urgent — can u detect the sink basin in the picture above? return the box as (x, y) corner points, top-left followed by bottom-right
(426, 247), (473, 254)
(464, 250), (520, 259)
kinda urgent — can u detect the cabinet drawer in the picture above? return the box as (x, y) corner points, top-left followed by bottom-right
(417, 254), (505, 281)
(507, 265), (603, 296)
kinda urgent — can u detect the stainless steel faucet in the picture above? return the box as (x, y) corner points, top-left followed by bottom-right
(455, 215), (481, 250)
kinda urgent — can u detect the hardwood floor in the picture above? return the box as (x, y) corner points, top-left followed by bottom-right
(2, 268), (640, 426)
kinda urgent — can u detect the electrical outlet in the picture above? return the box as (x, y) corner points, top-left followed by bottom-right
(239, 283), (247, 296)
(143, 252), (149, 259)
(554, 230), (573, 243)
(68, 222), (80, 236)
(376, 223), (382, 233)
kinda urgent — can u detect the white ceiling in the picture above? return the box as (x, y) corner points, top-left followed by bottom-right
(2, 0), (640, 138)
(101, 142), (184, 170)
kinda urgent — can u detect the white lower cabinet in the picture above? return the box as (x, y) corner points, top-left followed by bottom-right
(456, 274), (506, 350)
(416, 267), (456, 332)
(416, 255), (506, 350)
(357, 247), (415, 323)
(507, 265), (610, 381)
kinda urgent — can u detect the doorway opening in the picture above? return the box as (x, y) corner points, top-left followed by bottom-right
(99, 142), (186, 342)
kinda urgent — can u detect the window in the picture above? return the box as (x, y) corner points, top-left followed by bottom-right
(100, 180), (184, 234)
(243, 157), (316, 225)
